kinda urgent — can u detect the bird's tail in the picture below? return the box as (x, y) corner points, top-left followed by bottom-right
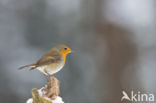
(18, 63), (37, 70)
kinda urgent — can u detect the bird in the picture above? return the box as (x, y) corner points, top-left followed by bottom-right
(19, 44), (71, 76)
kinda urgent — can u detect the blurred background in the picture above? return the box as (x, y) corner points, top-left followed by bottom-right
(0, 0), (156, 103)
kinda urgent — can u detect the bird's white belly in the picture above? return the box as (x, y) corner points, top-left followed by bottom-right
(37, 64), (63, 75)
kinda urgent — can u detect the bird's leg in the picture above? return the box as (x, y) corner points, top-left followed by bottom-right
(41, 70), (50, 93)
(42, 73), (49, 82)
(44, 69), (50, 76)
(44, 69), (52, 82)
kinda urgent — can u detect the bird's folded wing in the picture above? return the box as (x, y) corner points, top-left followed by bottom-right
(36, 56), (56, 67)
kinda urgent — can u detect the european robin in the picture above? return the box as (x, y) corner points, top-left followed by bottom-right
(19, 44), (71, 76)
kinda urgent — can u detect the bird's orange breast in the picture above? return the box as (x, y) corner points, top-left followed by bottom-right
(60, 51), (67, 66)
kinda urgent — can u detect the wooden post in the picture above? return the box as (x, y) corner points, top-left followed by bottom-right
(42, 75), (60, 100)
(27, 75), (62, 103)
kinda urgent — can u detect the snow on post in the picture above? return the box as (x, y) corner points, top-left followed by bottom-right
(26, 75), (64, 103)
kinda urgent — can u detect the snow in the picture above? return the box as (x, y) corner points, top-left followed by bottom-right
(26, 96), (64, 103)
(26, 88), (64, 103)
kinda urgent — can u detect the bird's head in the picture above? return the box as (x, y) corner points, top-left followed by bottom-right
(56, 44), (72, 56)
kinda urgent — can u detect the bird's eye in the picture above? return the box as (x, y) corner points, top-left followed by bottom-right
(64, 48), (67, 50)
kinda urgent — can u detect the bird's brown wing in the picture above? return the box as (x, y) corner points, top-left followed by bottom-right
(36, 48), (62, 67)
(36, 56), (56, 67)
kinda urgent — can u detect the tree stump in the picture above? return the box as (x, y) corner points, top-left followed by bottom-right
(27, 75), (63, 103)
(42, 75), (60, 100)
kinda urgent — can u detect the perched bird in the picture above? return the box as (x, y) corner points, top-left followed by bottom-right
(19, 44), (71, 76)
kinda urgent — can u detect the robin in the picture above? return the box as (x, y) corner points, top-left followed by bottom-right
(19, 44), (71, 77)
